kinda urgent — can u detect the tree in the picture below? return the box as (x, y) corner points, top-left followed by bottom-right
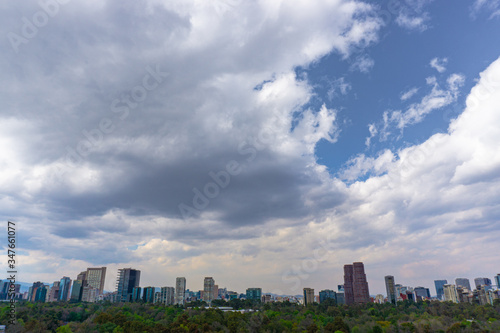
(325, 317), (350, 333)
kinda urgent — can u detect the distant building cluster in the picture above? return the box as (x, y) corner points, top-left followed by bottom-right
(4, 263), (499, 307)
(377, 274), (500, 306)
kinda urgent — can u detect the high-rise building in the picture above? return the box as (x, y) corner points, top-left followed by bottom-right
(85, 267), (106, 296)
(303, 288), (314, 305)
(175, 277), (186, 305)
(455, 278), (471, 291)
(160, 287), (175, 305)
(70, 280), (83, 302)
(203, 277), (215, 303)
(344, 262), (370, 304)
(47, 281), (60, 302)
(143, 286), (155, 303)
(443, 284), (458, 303)
(385, 276), (397, 304)
(132, 287), (142, 302)
(116, 268), (141, 302)
(319, 289), (336, 304)
(246, 288), (262, 301)
(29, 282), (46, 302)
(474, 277), (492, 289)
(414, 287), (430, 301)
(434, 280), (447, 300)
(495, 274), (500, 289)
(59, 277), (72, 301)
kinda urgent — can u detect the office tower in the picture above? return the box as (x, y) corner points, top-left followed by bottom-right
(344, 262), (370, 304)
(35, 285), (49, 302)
(160, 287), (175, 305)
(246, 288), (262, 301)
(143, 286), (155, 303)
(336, 285), (345, 304)
(70, 280), (83, 302)
(86, 267), (106, 296)
(434, 280), (447, 300)
(175, 277), (186, 305)
(116, 268), (141, 302)
(47, 281), (60, 302)
(414, 287), (430, 301)
(443, 284), (458, 303)
(495, 274), (500, 288)
(319, 289), (336, 304)
(477, 285), (490, 305)
(59, 277), (72, 301)
(303, 288), (314, 305)
(385, 276), (397, 304)
(474, 277), (492, 289)
(203, 277), (215, 303)
(455, 278), (471, 291)
(82, 286), (99, 302)
(29, 282), (46, 302)
(132, 287), (142, 302)
(343, 265), (354, 305)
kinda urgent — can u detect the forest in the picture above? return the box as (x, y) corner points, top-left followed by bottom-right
(0, 298), (499, 333)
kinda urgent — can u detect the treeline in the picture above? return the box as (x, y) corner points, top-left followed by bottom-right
(0, 299), (499, 332)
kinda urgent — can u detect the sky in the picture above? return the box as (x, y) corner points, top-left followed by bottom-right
(1, 0), (500, 297)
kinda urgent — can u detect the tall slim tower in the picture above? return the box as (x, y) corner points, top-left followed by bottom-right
(303, 288), (315, 305)
(385, 275), (396, 304)
(116, 268), (141, 302)
(352, 262), (370, 303)
(343, 264), (354, 305)
(175, 277), (186, 305)
(203, 277), (215, 303)
(58, 277), (72, 301)
(434, 280), (448, 300)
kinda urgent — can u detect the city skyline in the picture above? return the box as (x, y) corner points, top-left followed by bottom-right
(2, 1), (500, 296)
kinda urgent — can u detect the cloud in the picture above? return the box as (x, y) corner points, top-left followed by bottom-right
(370, 72), (466, 143)
(400, 87), (419, 101)
(471, 0), (500, 19)
(430, 57), (448, 73)
(395, 13), (429, 31)
(326, 77), (352, 100)
(350, 55), (375, 73)
(0, 0), (381, 288)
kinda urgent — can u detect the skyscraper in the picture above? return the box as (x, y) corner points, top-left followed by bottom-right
(474, 277), (492, 289)
(116, 268), (141, 302)
(85, 267), (106, 296)
(160, 287), (175, 305)
(175, 277), (186, 305)
(59, 277), (72, 301)
(143, 286), (155, 303)
(303, 288), (314, 305)
(434, 280), (447, 300)
(443, 284), (458, 303)
(344, 262), (370, 304)
(455, 278), (471, 291)
(47, 281), (60, 302)
(343, 264), (354, 305)
(70, 280), (83, 302)
(246, 288), (262, 301)
(203, 277), (215, 303)
(132, 287), (142, 302)
(414, 287), (430, 301)
(495, 274), (500, 288)
(385, 276), (396, 304)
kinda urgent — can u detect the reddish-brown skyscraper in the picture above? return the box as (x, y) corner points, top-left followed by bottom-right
(343, 262), (370, 304)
